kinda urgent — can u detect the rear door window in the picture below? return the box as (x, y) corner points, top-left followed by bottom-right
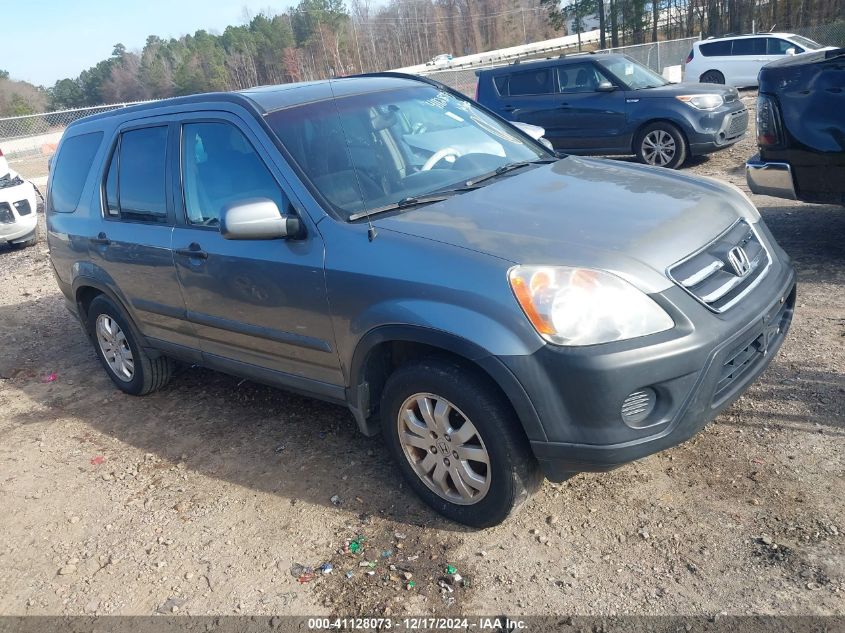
(103, 126), (169, 223)
(505, 69), (554, 96)
(50, 132), (103, 213)
(732, 38), (767, 55)
(699, 40), (732, 57)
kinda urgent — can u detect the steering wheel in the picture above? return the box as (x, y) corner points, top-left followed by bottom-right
(412, 122), (427, 134)
(422, 147), (460, 171)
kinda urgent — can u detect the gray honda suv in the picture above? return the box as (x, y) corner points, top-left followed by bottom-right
(46, 74), (795, 527)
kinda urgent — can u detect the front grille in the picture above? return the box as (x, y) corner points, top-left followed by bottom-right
(714, 292), (793, 402)
(668, 220), (770, 313)
(13, 199), (31, 216)
(0, 202), (14, 224)
(725, 109), (749, 138)
(716, 331), (767, 399)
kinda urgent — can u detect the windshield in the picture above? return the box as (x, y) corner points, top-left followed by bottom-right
(265, 84), (550, 219)
(596, 56), (668, 89)
(790, 35), (824, 50)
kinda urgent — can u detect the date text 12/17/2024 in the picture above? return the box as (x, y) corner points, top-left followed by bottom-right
(307, 617), (528, 630)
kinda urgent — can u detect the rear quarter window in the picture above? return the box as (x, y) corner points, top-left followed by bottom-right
(699, 40), (732, 57)
(493, 75), (509, 95)
(50, 131), (103, 213)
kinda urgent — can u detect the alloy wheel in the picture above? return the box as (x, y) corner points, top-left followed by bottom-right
(397, 393), (491, 505)
(641, 129), (677, 167)
(95, 314), (135, 382)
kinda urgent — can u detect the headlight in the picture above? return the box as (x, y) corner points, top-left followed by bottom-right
(508, 266), (674, 346)
(676, 94), (724, 110)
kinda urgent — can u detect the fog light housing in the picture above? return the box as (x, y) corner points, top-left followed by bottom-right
(621, 388), (656, 427)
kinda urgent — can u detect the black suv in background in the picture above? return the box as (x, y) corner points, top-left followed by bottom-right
(476, 54), (748, 169)
(746, 48), (845, 205)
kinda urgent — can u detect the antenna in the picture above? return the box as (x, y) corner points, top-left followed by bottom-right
(769, 24), (777, 32)
(325, 78), (378, 241)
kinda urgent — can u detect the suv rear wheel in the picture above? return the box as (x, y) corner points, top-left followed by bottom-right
(380, 357), (540, 527)
(700, 70), (725, 84)
(635, 122), (687, 169)
(85, 295), (174, 395)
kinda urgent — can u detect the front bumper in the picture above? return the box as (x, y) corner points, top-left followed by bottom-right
(500, 245), (796, 480)
(687, 105), (748, 155)
(0, 178), (38, 244)
(746, 155), (798, 200)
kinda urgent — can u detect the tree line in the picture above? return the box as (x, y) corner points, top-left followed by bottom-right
(549, 0), (841, 47)
(0, 0), (841, 118)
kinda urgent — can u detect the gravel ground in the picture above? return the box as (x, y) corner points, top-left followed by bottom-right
(0, 93), (843, 617)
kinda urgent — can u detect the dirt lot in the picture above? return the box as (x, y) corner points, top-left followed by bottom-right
(0, 92), (843, 617)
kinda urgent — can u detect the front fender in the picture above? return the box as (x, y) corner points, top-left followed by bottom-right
(346, 323), (547, 442)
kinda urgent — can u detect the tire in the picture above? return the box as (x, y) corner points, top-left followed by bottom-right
(380, 357), (541, 528)
(10, 233), (37, 249)
(699, 70), (725, 84)
(635, 121), (688, 169)
(85, 294), (173, 395)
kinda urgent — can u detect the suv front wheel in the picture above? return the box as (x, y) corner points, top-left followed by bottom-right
(380, 358), (541, 527)
(635, 122), (687, 169)
(85, 294), (174, 395)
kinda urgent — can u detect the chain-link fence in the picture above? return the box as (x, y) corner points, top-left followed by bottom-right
(0, 26), (839, 182)
(0, 102), (155, 141)
(793, 20), (845, 47)
(600, 37), (699, 74)
(420, 35), (701, 95)
(0, 102), (156, 184)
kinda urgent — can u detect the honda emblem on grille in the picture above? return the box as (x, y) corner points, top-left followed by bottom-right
(727, 246), (752, 277)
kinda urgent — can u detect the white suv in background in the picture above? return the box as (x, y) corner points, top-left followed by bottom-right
(684, 33), (828, 87)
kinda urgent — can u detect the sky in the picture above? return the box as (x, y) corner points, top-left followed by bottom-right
(0, 0), (294, 87)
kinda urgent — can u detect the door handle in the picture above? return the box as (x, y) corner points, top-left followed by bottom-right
(90, 232), (110, 246)
(175, 243), (208, 260)
(502, 105), (515, 111)
(557, 103), (571, 108)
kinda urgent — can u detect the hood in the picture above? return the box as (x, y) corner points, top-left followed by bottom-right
(635, 82), (740, 100)
(765, 47), (842, 70)
(374, 156), (759, 294)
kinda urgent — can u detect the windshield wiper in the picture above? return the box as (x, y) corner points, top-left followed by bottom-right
(348, 194), (452, 221)
(464, 158), (556, 188)
(347, 158), (556, 222)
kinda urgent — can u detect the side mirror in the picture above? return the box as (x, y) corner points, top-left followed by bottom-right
(785, 47), (797, 56)
(220, 198), (301, 240)
(512, 121), (545, 141)
(597, 80), (617, 92)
